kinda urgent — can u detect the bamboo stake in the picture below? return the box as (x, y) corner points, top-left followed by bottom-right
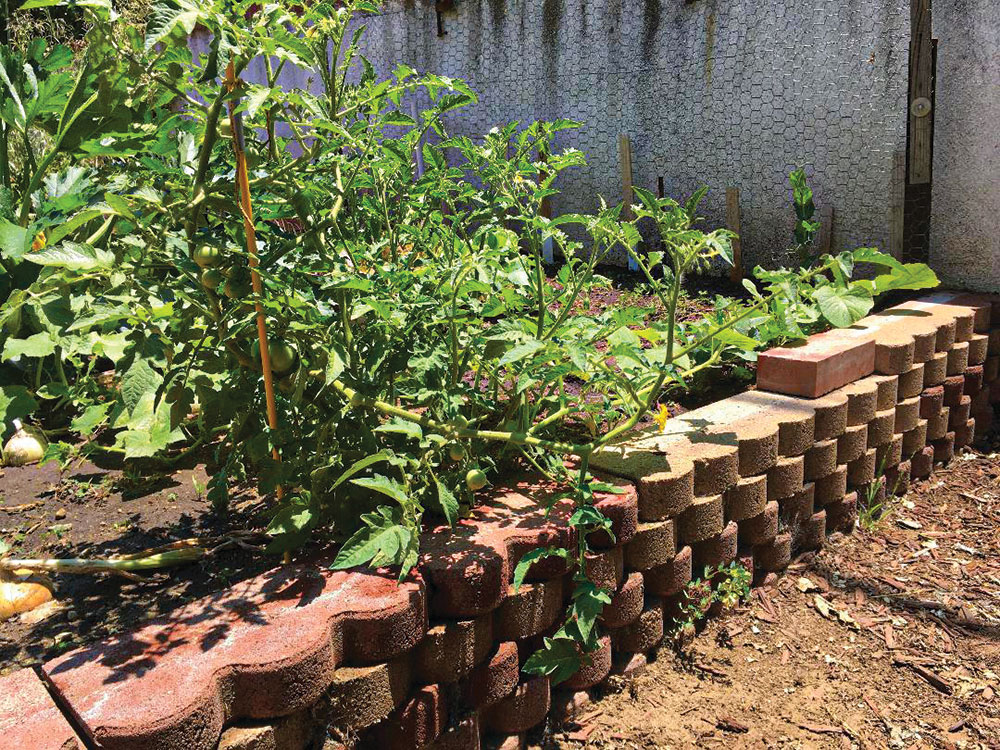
(223, 63), (284, 505)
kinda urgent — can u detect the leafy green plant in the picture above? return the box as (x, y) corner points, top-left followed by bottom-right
(669, 562), (751, 644)
(790, 167), (819, 266)
(0, 0), (939, 684)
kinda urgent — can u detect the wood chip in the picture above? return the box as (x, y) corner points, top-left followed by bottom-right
(716, 716), (749, 733)
(894, 659), (953, 694)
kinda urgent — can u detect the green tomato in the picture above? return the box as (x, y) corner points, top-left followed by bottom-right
(200, 268), (224, 289)
(252, 339), (299, 377)
(224, 278), (251, 299)
(465, 469), (487, 491)
(218, 120), (234, 140)
(193, 244), (222, 268)
(448, 443), (465, 462)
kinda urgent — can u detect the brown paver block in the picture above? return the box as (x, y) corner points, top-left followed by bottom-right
(756, 326), (875, 397)
(839, 377), (879, 425)
(609, 599), (664, 654)
(725, 391), (817, 456)
(738, 500), (779, 546)
(217, 711), (315, 750)
(0, 669), (82, 750)
(872, 374), (900, 410)
(678, 494), (724, 545)
(968, 333), (989, 365)
(923, 350), (949, 386)
(876, 434), (904, 470)
(804, 438), (839, 481)
(902, 419), (928, 457)
(955, 418), (976, 448)
(463, 642), (519, 709)
(963, 365), (984, 396)
(754, 532), (792, 573)
(366, 684), (448, 750)
(766, 455), (804, 500)
(813, 465), (848, 506)
(898, 362), (926, 399)
(947, 341), (970, 375)
(624, 520), (677, 571)
(723, 474), (767, 522)
(44, 567), (425, 750)
(643, 546), (692, 598)
(920, 385), (945, 417)
(911, 445), (935, 479)
(602, 572), (645, 628)
(927, 406), (951, 441)
(794, 510), (827, 551)
(778, 482), (815, 527)
(692, 521), (738, 570)
(323, 658), (412, 734)
(894, 396), (921, 434)
(847, 448), (878, 487)
(584, 547), (624, 593)
(591, 437), (695, 521)
(948, 395), (972, 430)
(932, 431), (957, 463)
(563, 636), (612, 690)
(826, 491), (858, 532)
(867, 408), (897, 447)
(837, 423), (869, 465)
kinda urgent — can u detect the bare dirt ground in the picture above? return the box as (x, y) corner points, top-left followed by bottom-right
(541, 445), (1000, 750)
(0, 456), (272, 674)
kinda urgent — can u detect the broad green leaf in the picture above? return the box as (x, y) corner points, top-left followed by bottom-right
(2, 332), (57, 359)
(0, 386), (38, 425)
(431, 476), (459, 526)
(114, 391), (183, 459)
(71, 402), (110, 436)
(814, 284), (874, 328)
(322, 450), (392, 491)
(331, 506), (413, 570)
(0, 220), (29, 261)
(375, 417), (423, 440)
(874, 263), (939, 293)
(512, 546), (569, 592)
(521, 637), (581, 684)
(498, 340), (546, 367)
(851, 247), (904, 270)
(120, 355), (161, 415)
(23, 241), (113, 271)
(350, 474), (409, 505)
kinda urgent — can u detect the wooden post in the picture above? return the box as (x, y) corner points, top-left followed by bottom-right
(817, 204), (834, 257)
(908, 0), (933, 185)
(725, 187), (743, 283)
(618, 134), (637, 270)
(889, 149), (906, 259)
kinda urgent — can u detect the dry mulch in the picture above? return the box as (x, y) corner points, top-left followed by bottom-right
(542, 443), (1000, 749)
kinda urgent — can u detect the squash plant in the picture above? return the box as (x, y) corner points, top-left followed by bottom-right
(0, 0), (938, 682)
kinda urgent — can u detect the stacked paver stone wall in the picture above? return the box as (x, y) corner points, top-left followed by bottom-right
(3, 291), (1000, 750)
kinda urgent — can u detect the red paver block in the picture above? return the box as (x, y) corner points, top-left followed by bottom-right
(494, 577), (564, 641)
(602, 572), (645, 629)
(366, 684), (448, 750)
(756, 325), (876, 397)
(462, 642), (519, 709)
(964, 365), (984, 396)
(43, 567), (426, 750)
(0, 669), (82, 750)
(414, 615), (493, 685)
(482, 677), (550, 735)
(323, 657), (411, 733)
(429, 715), (480, 750)
(419, 488), (575, 618)
(563, 636), (612, 690)
(609, 599), (664, 654)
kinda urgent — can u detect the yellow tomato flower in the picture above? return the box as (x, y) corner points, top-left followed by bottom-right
(653, 403), (671, 432)
(31, 231), (46, 251)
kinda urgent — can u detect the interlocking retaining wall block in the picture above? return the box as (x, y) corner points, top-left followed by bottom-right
(3, 293), (998, 750)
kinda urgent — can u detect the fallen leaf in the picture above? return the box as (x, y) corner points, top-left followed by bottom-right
(813, 595), (832, 618)
(797, 577), (820, 593)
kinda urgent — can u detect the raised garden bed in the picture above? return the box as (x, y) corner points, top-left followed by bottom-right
(3, 290), (998, 749)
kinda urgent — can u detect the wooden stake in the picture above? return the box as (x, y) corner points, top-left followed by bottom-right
(817, 204), (834, 257)
(618, 134), (637, 271)
(725, 187), (743, 283)
(224, 63), (283, 503)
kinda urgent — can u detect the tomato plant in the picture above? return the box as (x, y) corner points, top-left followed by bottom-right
(0, 0), (938, 682)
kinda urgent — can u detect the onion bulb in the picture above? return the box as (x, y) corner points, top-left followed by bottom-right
(2, 420), (48, 467)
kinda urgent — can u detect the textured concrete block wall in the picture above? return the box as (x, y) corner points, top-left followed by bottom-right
(357, 0), (910, 268)
(929, 0), (1000, 292)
